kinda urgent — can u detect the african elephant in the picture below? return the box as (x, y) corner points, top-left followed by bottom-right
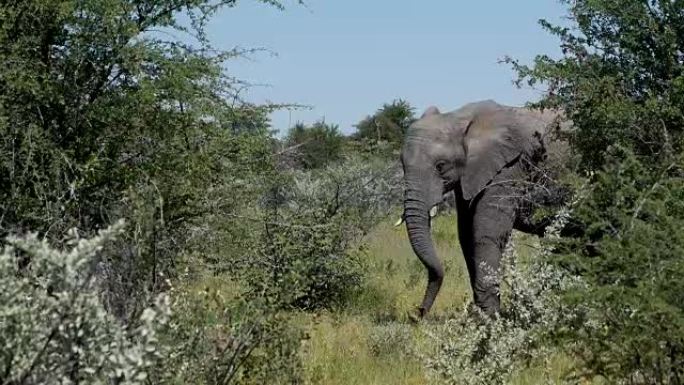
(398, 100), (567, 319)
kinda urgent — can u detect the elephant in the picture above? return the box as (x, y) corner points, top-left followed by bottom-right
(397, 99), (568, 319)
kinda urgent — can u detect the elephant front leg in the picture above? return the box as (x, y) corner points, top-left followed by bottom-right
(469, 191), (517, 316)
(470, 238), (506, 316)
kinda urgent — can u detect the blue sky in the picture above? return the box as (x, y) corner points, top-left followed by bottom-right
(204, 0), (568, 135)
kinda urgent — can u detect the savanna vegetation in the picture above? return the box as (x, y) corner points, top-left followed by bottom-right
(1, 0), (683, 384)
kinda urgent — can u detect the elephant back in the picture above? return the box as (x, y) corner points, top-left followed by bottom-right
(445, 99), (501, 121)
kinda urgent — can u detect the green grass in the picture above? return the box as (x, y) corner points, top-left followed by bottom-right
(298, 215), (462, 384)
(302, 312), (427, 385)
(348, 215), (472, 320)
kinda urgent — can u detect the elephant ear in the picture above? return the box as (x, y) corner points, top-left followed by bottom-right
(461, 110), (534, 200)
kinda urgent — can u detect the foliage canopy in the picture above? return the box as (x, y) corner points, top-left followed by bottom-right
(510, 0), (684, 382)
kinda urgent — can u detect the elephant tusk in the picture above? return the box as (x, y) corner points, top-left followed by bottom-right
(395, 207), (436, 226)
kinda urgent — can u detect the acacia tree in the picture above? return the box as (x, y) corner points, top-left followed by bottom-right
(509, 1), (684, 382)
(0, 0), (281, 237)
(0, 0), (298, 321)
(0, 1), (311, 383)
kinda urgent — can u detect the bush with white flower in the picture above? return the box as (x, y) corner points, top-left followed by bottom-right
(0, 221), (169, 385)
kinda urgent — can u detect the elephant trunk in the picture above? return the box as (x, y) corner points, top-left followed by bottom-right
(403, 184), (444, 317)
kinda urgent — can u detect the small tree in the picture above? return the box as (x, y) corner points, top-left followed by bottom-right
(246, 157), (401, 310)
(285, 121), (344, 169)
(353, 99), (416, 153)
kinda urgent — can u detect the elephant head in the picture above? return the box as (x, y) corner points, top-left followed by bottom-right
(400, 100), (552, 317)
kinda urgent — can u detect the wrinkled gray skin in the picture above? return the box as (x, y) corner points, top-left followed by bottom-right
(401, 100), (563, 318)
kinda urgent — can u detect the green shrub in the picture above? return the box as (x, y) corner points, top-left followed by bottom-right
(245, 157), (401, 310)
(0, 2), (315, 384)
(548, 149), (684, 383)
(509, 0), (684, 381)
(98, 128), (277, 320)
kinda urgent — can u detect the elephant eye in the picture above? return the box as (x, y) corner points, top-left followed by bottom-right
(435, 160), (448, 173)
